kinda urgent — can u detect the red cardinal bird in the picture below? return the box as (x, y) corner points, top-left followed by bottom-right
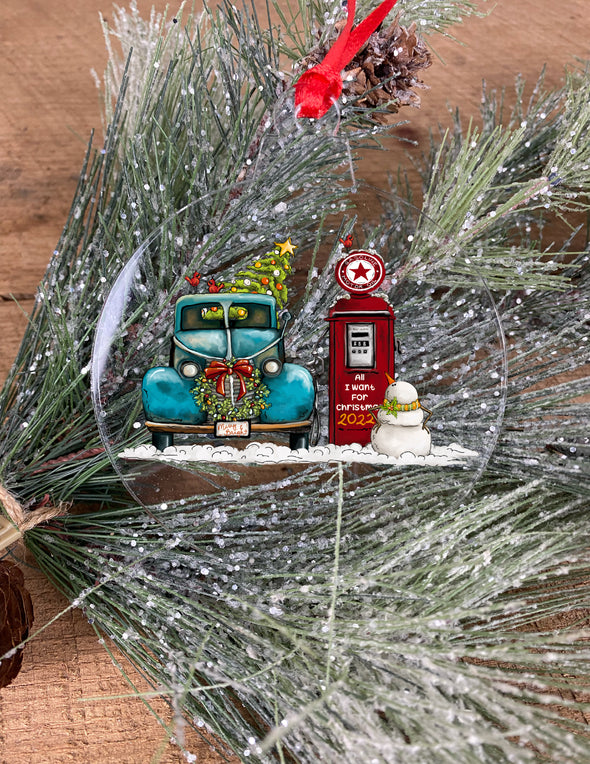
(208, 278), (224, 293)
(185, 271), (201, 287)
(339, 234), (354, 249)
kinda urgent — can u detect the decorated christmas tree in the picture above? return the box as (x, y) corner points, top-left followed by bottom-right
(224, 238), (296, 309)
(0, 1), (589, 762)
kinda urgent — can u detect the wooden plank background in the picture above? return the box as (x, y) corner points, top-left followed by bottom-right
(0, 0), (588, 761)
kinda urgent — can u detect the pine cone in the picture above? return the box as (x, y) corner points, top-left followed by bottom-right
(298, 17), (431, 123)
(0, 560), (34, 688)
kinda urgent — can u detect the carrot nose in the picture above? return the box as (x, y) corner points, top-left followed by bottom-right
(385, 373), (395, 385)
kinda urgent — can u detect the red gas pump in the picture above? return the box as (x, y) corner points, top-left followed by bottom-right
(327, 250), (395, 446)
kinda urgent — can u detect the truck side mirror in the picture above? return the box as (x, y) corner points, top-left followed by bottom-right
(278, 309), (292, 329)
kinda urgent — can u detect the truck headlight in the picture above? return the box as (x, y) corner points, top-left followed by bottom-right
(179, 361), (200, 378)
(262, 358), (282, 377)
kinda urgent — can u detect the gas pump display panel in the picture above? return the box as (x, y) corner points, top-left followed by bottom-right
(346, 323), (375, 368)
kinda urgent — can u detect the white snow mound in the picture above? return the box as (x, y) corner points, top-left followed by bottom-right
(120, 441), (478, 466)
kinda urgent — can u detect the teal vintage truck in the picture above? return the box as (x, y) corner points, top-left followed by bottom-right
(142, 293), (315, 450)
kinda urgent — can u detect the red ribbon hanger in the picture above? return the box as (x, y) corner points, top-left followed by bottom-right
(204, 359), (254, 400)
(294, 0), (399, 119)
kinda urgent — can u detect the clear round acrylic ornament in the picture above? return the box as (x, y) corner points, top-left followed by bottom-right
(91, 183), (507, 512)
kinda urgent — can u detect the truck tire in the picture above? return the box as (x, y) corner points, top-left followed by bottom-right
(289, 431), (309, 450)
(153, 431), (174, 451)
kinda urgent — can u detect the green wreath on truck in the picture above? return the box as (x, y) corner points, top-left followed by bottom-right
(191, 358), (270, 421)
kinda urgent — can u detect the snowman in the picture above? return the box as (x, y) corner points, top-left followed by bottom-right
(371, 377), (432, 458)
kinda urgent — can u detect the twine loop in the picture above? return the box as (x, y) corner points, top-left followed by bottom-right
(0, 484), (66, 552)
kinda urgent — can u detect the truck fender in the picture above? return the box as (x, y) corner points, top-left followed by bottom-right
(260, 363), (315, 423)
(142, 367), (207, 425)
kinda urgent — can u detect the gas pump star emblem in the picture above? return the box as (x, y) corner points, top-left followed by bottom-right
(335, 250), (386, 295)
(348, 260), (373, 282)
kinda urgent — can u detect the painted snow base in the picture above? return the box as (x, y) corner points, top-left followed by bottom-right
(120, 441), (478, 466)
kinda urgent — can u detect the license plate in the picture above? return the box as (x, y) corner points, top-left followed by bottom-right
(215, 420), (250, 437)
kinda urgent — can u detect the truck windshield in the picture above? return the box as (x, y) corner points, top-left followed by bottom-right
(180, 301), (272, 331)
(229, 302), (271, 329)
(181, 303), (223, 330)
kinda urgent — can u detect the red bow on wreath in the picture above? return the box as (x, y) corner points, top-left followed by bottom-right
(204, 359), (254, 401)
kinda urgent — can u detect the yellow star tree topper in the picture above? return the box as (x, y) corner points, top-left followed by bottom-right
(275, 237), (297, 258)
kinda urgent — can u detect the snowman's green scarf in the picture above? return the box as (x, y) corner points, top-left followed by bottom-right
(379, 397), (422, 417)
